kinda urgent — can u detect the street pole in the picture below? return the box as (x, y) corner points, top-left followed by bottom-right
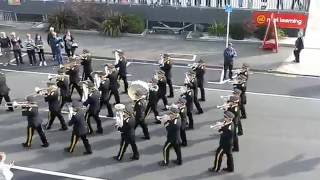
(225, 10), (230, 48)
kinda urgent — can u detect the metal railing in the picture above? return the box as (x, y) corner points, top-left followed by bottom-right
(0, 10), (17, 23)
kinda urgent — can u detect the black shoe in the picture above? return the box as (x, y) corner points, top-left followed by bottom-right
(83, 151), (92, 155)
(240, 115), (247, 119)
(64, 147), (71, 153)
(199, 99), (206, 102)
(59, 126), (68, 131)
(22, 143), (30, 148)
(153, 120), (161, 124)
(196, 110), (204, 114)
(96, 129), (103, 134)
(113, 156), (121, 161)
(181, 143), (187, 147)
(232, 148), (239, 152)
(6, 109), (14, 112)
(46, 126), (51, 130)
(158, 161), (168, 166)
(208, 167), (217, 172)
(41, 143), (49, 148)
(121, 91), (127, 94)
(172, 160), (182, 165)
(238, 132), (243, 136)
(141, 136), (150, 140)
(167, 95), (174, 98)
(222, 168), (234, 172)
(162, 108), (168, 111)
(130, 156), (139, 161)
(186, 127), (194, 130)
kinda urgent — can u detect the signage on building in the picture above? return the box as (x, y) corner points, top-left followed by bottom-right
(253, 11), (308, 29)
(8, 0), (21, 5)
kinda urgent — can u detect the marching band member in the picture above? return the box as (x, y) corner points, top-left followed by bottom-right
(208, 111), (234, 173)
(192, 59), (206, 101)
(106, 64), (120, 104)
(232, 89), (244, 136)
(225, 95), (241, 152)
(158, 107), (182, 166)
(56, 69), (71, 109)
(233, 74), (247, 119)
(156, 70), (168, 110)
(98, 72), (114, 117)
(80, 49), (94, 82)
(0, 72), (13, 112)
(180, 86), (194, 130)
(0, 152), (14, 180)
(64, 102), (92, 155)
(144, 78), (159, 124)
(114, 106), (140, 161)
(176, 98), (188, 147)
(83, 82), (103, 134)
(22, 96), (49, 148)
(114, 50), (128, 94)
(44, 83), (68, 130)
(160, 54), (174, 98)
(65, 60), (83, 99)
(184, 71), (203, 114)
(134, 91), (150, 140)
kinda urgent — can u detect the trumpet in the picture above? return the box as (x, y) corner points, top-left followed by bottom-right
(216, 103), (231, 110)
(220, 95), (231, 101)
(210, 121), (224, 129)
(1, 101), (38, 108)
(156, 114), (171, 125)
(48, 74), (67, 81)
(35, 87), (49, 94)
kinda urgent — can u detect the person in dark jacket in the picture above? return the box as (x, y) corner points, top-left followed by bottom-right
(134, 95), (150, 140)
(233, 75), (247, 119)
(180, 87), (194, 130)
(35, 34), (47, 66)
(184, 71), (203, 114)
(226, 96), (241, 152)
(114, 108), (139, 161)
(156, 70), (168, 110)
(56, 69), (71, 109)
(83, 82), (103, 134)
(98, 73), (113, 117)
(10, 32), (24, 65)
(80, 49), (94, 82)
(0, 72), (13, 112)
(65, 61), (83, 99)
(47, 27), (55, 61)
(145, 79), (159, 124)
(176, 98), (188, 147)
(0, 32), (12, 66)
(192, 60), (206, 101)
(158, 108), (182, 166)
(114, 50), (129, 93)
(43, 83), (68, 130)
(223, 43), (237, 80)
(106, 64), (120, 104)
(63, 31), (76, 59)
(52, 32), (64, 65)
(22, 96), (49, 148)
(160, 54), (174, 98)
(208, 111), (234, 173)
(293, 33), (304, 63)
(64, 102), (92, 155)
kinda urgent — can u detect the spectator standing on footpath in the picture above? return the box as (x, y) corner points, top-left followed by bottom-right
(261, 0), (268, 9)
(293, 32), (304, 63)
(52, 32), (64, 66)
(47, 27), (56, 61)
(277, 0), (284, 10)
(10, 32), (24, 66)
(35, 34), (47, 66)
(0, 32), (11, 66)
(24, 34), (37, 66)
(223, 43), (237, 80)
(63, 30), (76, 60)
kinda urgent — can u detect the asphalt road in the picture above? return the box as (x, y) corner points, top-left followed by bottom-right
(0, 55), (320, 180)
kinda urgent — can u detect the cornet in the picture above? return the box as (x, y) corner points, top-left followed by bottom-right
(210, 121), (224, 129)
(220, 95), (231, 101)
(216, 103), (232, 110)
(35, 87), (49, 94)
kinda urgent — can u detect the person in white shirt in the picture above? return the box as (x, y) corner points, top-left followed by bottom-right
(0, 152), (14, 180)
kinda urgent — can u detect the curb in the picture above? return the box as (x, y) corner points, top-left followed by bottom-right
(25, 51), (320, 78)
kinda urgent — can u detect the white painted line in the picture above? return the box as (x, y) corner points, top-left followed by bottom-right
(4, 69), (320, 101)
(12, 165), (106, 180)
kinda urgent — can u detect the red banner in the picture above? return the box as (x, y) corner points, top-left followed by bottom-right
(253, 11), (308, 29)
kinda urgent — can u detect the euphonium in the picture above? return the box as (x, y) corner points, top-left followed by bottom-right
(114, 104), (126, 128)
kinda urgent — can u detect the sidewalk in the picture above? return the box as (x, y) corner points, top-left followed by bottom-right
(0, 24), (294, 73)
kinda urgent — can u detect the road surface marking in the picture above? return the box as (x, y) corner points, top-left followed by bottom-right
(3, 69), (320, 101)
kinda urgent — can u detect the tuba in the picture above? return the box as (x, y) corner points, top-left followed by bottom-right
(79, 80), (90, 102)
(91, 71), (104, 89)
(128, 80), (149, 101)
(114, 104), (126, 128)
